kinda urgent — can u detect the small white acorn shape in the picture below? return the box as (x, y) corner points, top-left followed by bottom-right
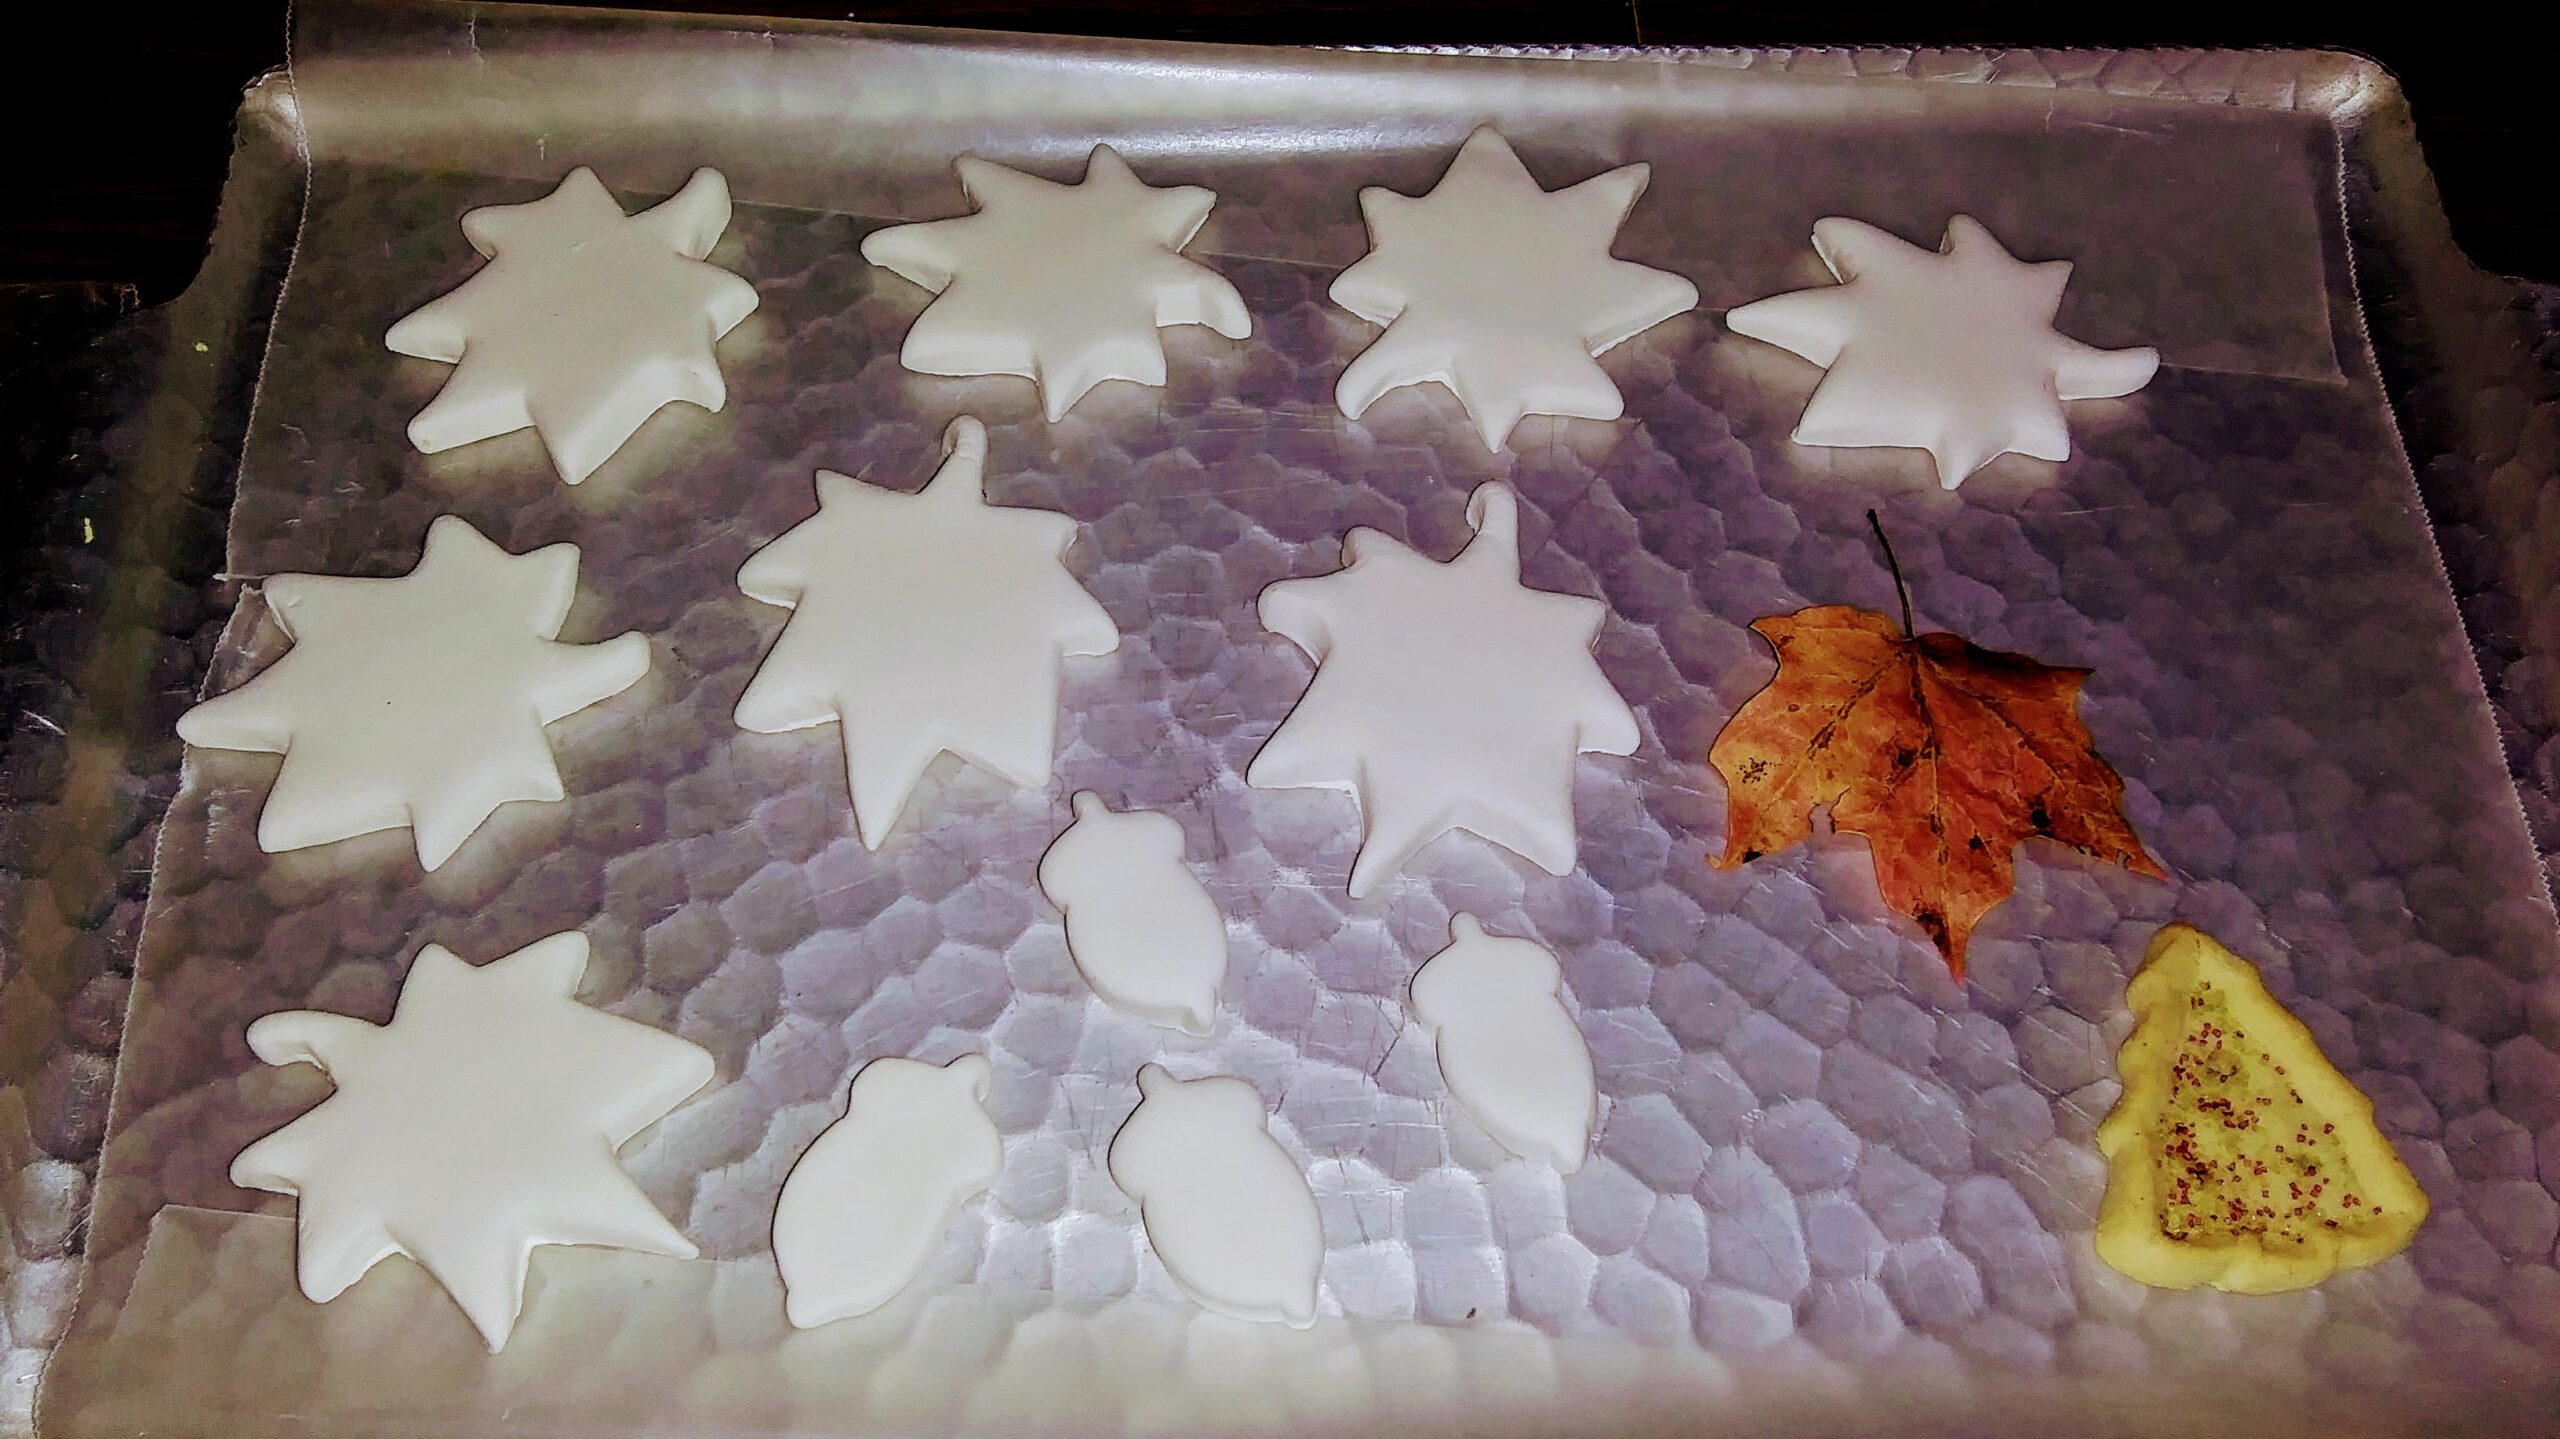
(1036, 792), (1227, 1035)
(1108, 1063), (1322, 1327)
(772, 1054), (1002, 1328)
(1410, 914), (1596, 1172)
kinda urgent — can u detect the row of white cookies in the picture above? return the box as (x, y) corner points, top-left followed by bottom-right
(230, 891), (1594, 1348)
(181, 418), (1632, 892)
(387, 128), (2156, 489)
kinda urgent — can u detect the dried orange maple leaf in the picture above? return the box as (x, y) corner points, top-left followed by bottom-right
(1709, 604), (2162, 978)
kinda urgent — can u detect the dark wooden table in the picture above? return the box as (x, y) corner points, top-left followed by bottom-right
(5, 2), (2553, 307)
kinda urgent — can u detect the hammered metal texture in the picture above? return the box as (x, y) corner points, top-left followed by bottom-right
(0, 309), (176, 1429)
(0, 97), (299, 1431)
(30, 34), (2560, 1439)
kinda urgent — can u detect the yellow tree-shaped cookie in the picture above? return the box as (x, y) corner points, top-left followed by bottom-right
(2095, 923), (2428, 1293)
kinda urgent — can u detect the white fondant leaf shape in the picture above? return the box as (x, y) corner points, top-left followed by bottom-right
(1724, 214), (2159, 488)
(1250, 482), (1639, 897)
(1107, 1064), (1322, 1327)
(386, 166), (759, 484)
(860, 146), (1250, 421)
(175, 515), (650, 871)
(1330, 127), (1698, 450)
(773, 1054), (1002, 1328)
(733, 416), (1120, 846)
(228, 933), (715, 1352)
(1410, 914), (1597, 1172)
(1037, 792), (1227, 1035)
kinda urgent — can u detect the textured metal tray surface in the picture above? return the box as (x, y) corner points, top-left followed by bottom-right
(16, 4), (2560, 1437)
(0, 87), (301, 1433)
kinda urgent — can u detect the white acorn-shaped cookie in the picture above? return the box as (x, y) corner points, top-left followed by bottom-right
(1037, 792), (1226, 1035)
(1108, 1063), (1321, 1326)
(773, 1054), (1002, 1327)
(1410, 914), (1595, 1172)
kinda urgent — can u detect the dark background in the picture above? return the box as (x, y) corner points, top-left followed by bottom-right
(2, 1), (2553, 307)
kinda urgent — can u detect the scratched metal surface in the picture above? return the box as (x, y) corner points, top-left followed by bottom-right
(24, 4), (2560, 1436)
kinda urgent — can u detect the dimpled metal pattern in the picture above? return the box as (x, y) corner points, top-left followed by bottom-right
(31, 28), (2560, 1439)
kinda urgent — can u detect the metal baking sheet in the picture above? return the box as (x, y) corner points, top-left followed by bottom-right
(18, 2), (2560, 1435)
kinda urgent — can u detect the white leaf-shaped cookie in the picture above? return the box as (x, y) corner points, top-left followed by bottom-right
(861, 146), (1249, 421)
(230, 933), (714, 1351)
(1411, 914), (1596, 1172)
(1251, 482), (1638, 896)
(735, 417), (1119, 846)
(1331, 128), (1697, 450)
(1725, 215), (2158, 487)
(774, 1055), (1002, 1327)
(1037, 792), (1226, 1035)
(1108, 1064), (1321, 1327)
(386, 167), (758, 483)
(177, 516), (649, 871)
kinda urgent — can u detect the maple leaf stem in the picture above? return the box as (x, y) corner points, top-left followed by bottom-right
(1866, 509), (1914, 638)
